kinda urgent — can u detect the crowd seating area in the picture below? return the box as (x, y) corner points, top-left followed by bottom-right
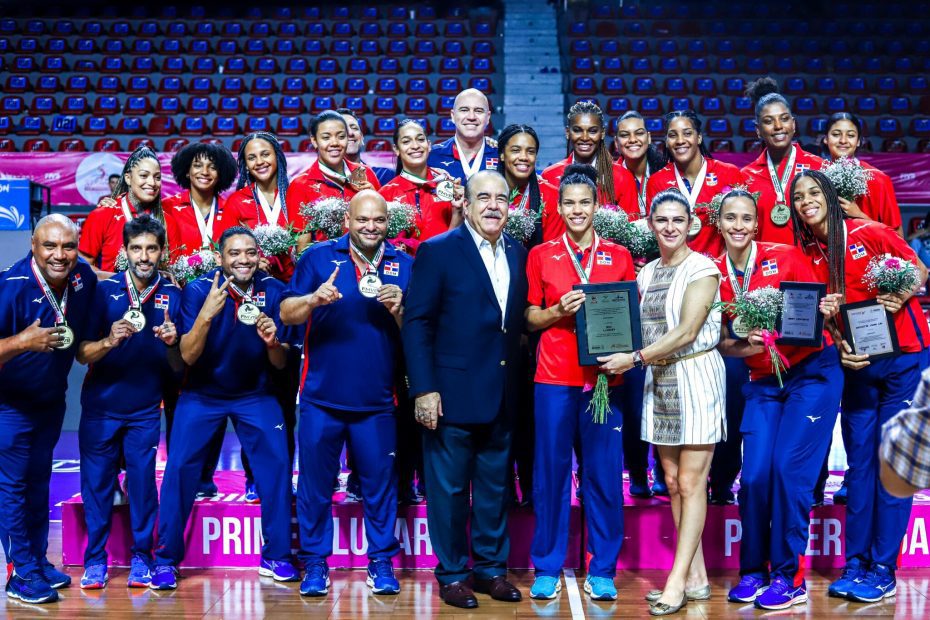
(560, 1), (930, 154)
(0, 3), (503, 152)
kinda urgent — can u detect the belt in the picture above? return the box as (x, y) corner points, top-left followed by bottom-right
(649, 349), (713, 366)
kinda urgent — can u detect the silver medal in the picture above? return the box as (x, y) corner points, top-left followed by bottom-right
(435, 180), (456, 202)
(55, 322), (74, 349)
(688, 216), (703, 237)
(358, 273), (382, 298)
(123, 308), (147, 331)
(237, 301), (260, 325)
(732, 316), (751, 339)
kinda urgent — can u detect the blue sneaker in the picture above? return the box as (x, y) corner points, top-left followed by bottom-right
(244, 482), (260, 504)
(629, 477), (654, 499)
(652, 479), (670, 496)
(300, 562), (330, 597)
(366, 559), (400, 595)
(127, 554), (152, 588)
(728, 574), (768, 603)
(80, 564), (108, 589)
(6, 570), (58, 604)
(754, 576), (807, 610)
(345, 473), (362, 502)
(530, 575), (562, 599)
(258, 558), (299, 582)
(583, 575), (617, 601)
(196, 480), (218, 499)
(828, 557), (866, 598)
(847, 563), (896, 603)
(833, 479), (848, 505)
(149, 565), (178, 590)
(40, 561), (71, 589)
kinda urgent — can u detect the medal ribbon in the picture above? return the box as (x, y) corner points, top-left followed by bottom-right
(252, 185), (284, 227)
(350, 241), (385, 275)
(766, 145), (797, 205)
(318, 161), (349, 185)
(124, 270), (160, 310)
(191, 194), (218, 248)
(636, 163), (650, 218)
(725, 241), (757, 300)
(454, 136), (485, 179)
(228, 281), (254, 303)
(119, 194), (138, 222)
(30, 258), (68, 324)
(562, 233), (599, 285)
(673, 158), (708, 210)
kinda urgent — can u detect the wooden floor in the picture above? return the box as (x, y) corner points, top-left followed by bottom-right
(1, 525), (926, 618)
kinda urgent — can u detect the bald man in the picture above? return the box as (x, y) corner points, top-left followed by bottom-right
(281, 191), (412, 597)
(428, 88), (499, 182)
(0, 214), (97, 603)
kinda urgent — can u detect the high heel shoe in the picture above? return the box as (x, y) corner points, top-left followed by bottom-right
(645, 584), (711, 602)
(649, 592), (688, 616)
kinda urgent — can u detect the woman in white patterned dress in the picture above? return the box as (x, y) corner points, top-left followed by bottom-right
(598, 188), (725, 616)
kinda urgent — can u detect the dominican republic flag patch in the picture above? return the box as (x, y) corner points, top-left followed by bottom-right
(705, 173), (718, 186)
(761, 259), (778, 276)
(596, 251), (612, 265)
(154, 293), (170, 310)
(849, 242), (867, 260)
(485, 157), (499, 170)
(70, 273), (83, 291)
(795, 163), (811, 173)
(254, 291), (266, 307)
(383, 261), (400, 277)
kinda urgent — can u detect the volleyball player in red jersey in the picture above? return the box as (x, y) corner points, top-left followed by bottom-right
(741, 78), (824, 246)
(822, 112), (903, 235)
(161, 143), (238, 261)
(378, 119), (465, 255)
(615, 111), (667, 223)
(498, 124), (562, 247)
(79, 146), (167, 277)
(646, 111), (747, 258)
(541, 101), (639, 219)
(286, 111), (381, 253)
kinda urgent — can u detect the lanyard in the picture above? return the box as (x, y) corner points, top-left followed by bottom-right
(191, 194), (217, 248)
(512, 185), (531, 211)
(252, 185), (283, 226)
(454, 136), (485, 179)
(673, 158), (707, 209)
(124, 270), (160, 310)
(562, 233), (599, 284)
(636, 163), (650, 218)
(119, 194), (138, 222)
(766, 145), (797, 204)
(350, 241), (385, 274)
(399, 169), (434, 186)
(319, 161), (349, 185)
(30, 258), (68, 323)
(725, 241), (757, 299)
(229, 281), (254, 303)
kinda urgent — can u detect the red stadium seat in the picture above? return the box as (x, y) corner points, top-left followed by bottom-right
(95, 76), (122, 94)
(179, 116), (207, 137)
(213, 117), (241, 136)
(244, 117), (271, 134)
(124, 96), (151, 116)
(4, 75), (29, 93)
(126, 76), (151, 95)
(155, 96), (183, 115)
(279, 96), (306, 115)
(220, 77), (245, 95)
(94, 138), (122, 152)
(404, 97), (431, 115)
(23, 138), (51, 152)
(248, 96), (275, 115)
(58, 138), (86, 152)
(83, 116), (110, 136)
(60, 96), (87, 115)
(35, 75), (60, 94)
(881, 138), (907, 152)
(876, 117), (904, 138)
(310, 96), (335, 113)
(282, 77), (307, 96)
(116, 118), (144, 134)
(276, 117), (304, 137)
(366, 139), (392, 152)
(148, 117), (176, 136)
(347, 58), (372, 75)
(164, 138), (190, 152)
(0, 138), (16, 151)
(344, 78), (369, 96)
(375, 78), (401, 95)
(709, 139), (734, 153)
(250, 77), (276, 95)
(297, 138), (316, 153)
(313, 78), (339, 95)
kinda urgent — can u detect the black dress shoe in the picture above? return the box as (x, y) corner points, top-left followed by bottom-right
(474, 575), (523, 602)
(440, 581), (478, 608)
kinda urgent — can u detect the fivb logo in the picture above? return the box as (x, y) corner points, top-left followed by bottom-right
(0, 183), (9, 193)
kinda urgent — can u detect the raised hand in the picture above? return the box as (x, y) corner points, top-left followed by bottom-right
(377, 283), (403, 316)
(198, 272), (232, 322)
(153, 308), (177, 346)
(105, 318), (138, 348)
(310, 266), (342, 308)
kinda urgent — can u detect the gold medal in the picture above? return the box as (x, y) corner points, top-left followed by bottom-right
(731, 316), (751, 339)
(358, 272), (382, 298)
(770, 203), (791, 226)
(350, 166), (367, 189)
(237, 301), (260, 325)
(435, 180), (456, 202)
(55, 321), (74, 349)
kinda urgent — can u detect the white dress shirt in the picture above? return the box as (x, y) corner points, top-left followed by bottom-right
(464, 219), (509, 325)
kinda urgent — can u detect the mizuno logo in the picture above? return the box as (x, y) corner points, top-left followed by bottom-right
(274, 424), (284, 430)
(612, 426), (622, 433)
(807, 416), (821, 423)
(904, 399), (913, 406)
(441, 160), (454, 166)
(151, 445), (158, 450)
(388, 451), (396, 457)
(32, 297), (43, 304)
(173, 205), (186, 211)
(551, 253), (566, 261)
(813, 257), (824, 264)
(331, 260), (346, 267)
(876, 583), (892, 592)
(110, 293), (125, 301)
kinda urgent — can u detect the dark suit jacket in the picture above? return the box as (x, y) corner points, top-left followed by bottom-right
(402, 224), (528, 425)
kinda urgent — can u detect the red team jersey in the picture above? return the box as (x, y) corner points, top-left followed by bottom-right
(742, 144), (825, 246)
(509, 178), (564, 244)
(161, 190), (236, 261)
(285, 159), (381, 234)
(378, 168), (454, 254)
(527, 236), (636, 386)
(858, 161), (902, 231)
(541, 156), (640, 220)
(646, 158), (747, 258)
(715, 242), (826, 380)
(223, 184), (290, 229)
(79, 193), (156, 271)
(803, 220), (930, 353)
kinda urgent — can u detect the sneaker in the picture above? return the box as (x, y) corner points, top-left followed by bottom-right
(583, 575), (617, 601)
(366, 559), (400, 595)
(40, 561), (72, 589)
(629, 477), (654, 499)
(345, 473), (362, 503)
(300, 562), (330, 597)
(847, 563), (896, 603)
(651, 479), (670, 496)
(828, 558), (866, 598)
(196, 480), (218, 499)
(258, 558), (299, 582)
(80, 564), (108, 590)
(244, 482), (260, 504)
(5, 570), (58, 604)
(754, 576), (807, 610)
(833, 480), (848, 505)
(127, 555), (152, 588)
(113, 487), (128, 506)
(530, 575), (562, 599)
(709, 491), (737, 506)
(149, 565), (178, 590)
(728, 574), (768, 603)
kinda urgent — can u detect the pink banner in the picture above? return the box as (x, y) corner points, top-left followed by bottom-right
(0, 152), (397, 207)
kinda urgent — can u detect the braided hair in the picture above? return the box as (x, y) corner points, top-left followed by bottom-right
(565, 101), (616, 205)
(392, 118), (428, 175)
(498, 124), (543, 213)
(789, 170), (846, 296)
(559, 163), (598, 202)
(663, 110), (712, 165)
(113, 145), (165, 227)
(235, 132), (289, 205)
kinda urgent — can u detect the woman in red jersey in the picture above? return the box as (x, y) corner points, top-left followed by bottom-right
(615, 111), (667, 223)
(498, 123), (562, 247)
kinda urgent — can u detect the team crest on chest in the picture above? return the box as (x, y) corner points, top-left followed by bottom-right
(848, 242), (867, 260)
(706, 173), (718, 186)
(383, 261), (400, 277)
(596, 251), (612, 265)
(254, 291), (266, 307)
(795, 163), (811, 173)
(154, 293), (170, 310)
(485, 157), (499, 170)
(71, 273), (84, 291)
(761, 259), (778, 276)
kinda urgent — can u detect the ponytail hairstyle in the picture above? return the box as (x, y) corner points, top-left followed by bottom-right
(718, 187), (758, 219)
(745, 76), (791, 121)
(558, 162), (598, 202)
(821, 112), (865, 159)
(788, 170), (846, 296)
(663, 110), (712, 165)
(235, 132), (290, 206)
(114, 145), (165, 227)
(309, 109), (348, 137)
(498, 123), (543, 213)
(391, 118), (428, 175)
(616, 111), (666, 172)
(649, 188), (691, 218)
(565, 101), (616, 204)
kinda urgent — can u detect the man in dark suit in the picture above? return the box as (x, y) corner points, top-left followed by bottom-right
(402, 170), (528, 609)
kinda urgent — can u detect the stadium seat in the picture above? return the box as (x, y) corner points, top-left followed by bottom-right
(807, 118), (828, 136)
(127, 76), (151, 95)
(116, 118), (143, 134)
(244, 117), (271, 134)
(309, 96), (335, 113)
(179, 116), (207, 137)
(377, 58), (401, 74)
(348, 58), (372, 75)
(814, 77), (838, 95)
(700, 96), (726, 116)
(148, 117), (175, 136)
(223, 58), (248, 75)
(688, 57), (710, 73)
(276, 117), (304, 137)
(709, 140), (734, 152)
(49, 115), (77, 135)
(606, 98), (632, 115)
(282, 77), (307, 95)
(783, 77), (807, 95)
(793, 97), (818, 115)
(331, 40), (352, 56)
(373, 117), (399, 137)
(824, 97), (849, 113)
(83, 117), (110, 136)
(220, 77), (245, 95)
(35, 76), (60, 94)
(638, 97), (664, 115)
(881, 138), (907, 152)
(572, 78), (597, 96)
(344, 78), (369, 95)
(406, 78), (430, 95)
(124, 96), (151, 116)
(374, 97), (400, 115)
(705, 118), (733, 137)
(342, 97), (368, 114)
(888, 97), (912, 114)
(313, 78), (338, 95)
(437, 96), (456, 114)
(30, 96), (56, 115)
(297, 138), (315, 153)
(60, 96), (87, 115)
(440, 57), (464, 74)
(251, 77), (276, 95)
(217, 97), (243, 115)
(0, 115), (10, 135)
(376, 78), (401, 95)
(93, 96), (119, 115)
(875, 117), (903, 138)
(912, 118), (930, 138)
(693, 78), (717, 96)
(164, 138), (190, 152)
(601, 57), (623, 74)
(739, 118), (758, 137)
(65, 76), (89, 93)
(192, 58), (217, 74)
(633, 77), (657, 95)
(0, 138), (15, 151)
(213, 117), (241, 137)
(187, 97), (213, 115)
(404, 97), (431, 115)
(436, 118), (457, 137)
(23, 138), (51, 152)
(854, 96), (879, 115)
(5, 75), (28, 93)
(602, 78), (627, 96)
(630, 58), (653, 74)
(162, 57), (186, 73)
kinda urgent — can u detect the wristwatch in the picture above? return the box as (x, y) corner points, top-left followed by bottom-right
(632, 350), (645, 369)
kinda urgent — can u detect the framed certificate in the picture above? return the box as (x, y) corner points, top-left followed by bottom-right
(840, 299), (901, 360)
(574, 281), (642, 366)
(776, 282), (826, 347)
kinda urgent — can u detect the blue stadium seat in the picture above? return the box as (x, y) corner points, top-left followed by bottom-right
(343, 97), (369, 114)
(633, 77), (657, 95)
(36, 76), (59, 93)
(688, 57), (710, 72)
(331, 40), (352, 56)
(245, 117), (270, 134)
(180, 116), (207, 136)
(888, 97), (911, 114)
(645, 118), (665, 136)
(854, 96), (879, 115)
(437, 78), (462, 96)
(824, 97), (848, 113)
(907, 76), (928, 94)
(374, 97), (399, 115)
(223, 58), (247, 74)
(375, 78), (400, 95)
(125, 96), (151, 115)
(387, 40), (409, 56)
(638, 97), (663, 115)
(793, 97), (818, 114)
(876, 117), (903, 138)
(717, 57), (738, 73)
(377, 58), (400, 74)
(572, 77), (597, 96)
(314, 78), (338, 95)
(155, 96), (181, 115)
(282, 77), (307, 95)
(437, 118), (457, 137)
(739, 118), (757, 137)
(693, 78), (717, 96)
(116, 117), (143, 134)
(807, 117), (827, 136)
(630, 58), (653, 74)
(441, 58), (463, 74)
(706, 118), (733, 137)
(247, 96), (273, 115)
(699, 96), (726, 116)
(663, 78), (688, 95)
(255, 57), (278, 74)
(30, 96), (56, 115)
(414, 40), (437, 56)
(251, 77), (275, 95)
(359, 40), (381, 56)
(404, 97), (430, 115)
(659, 58), (682, 74)
(406, 78), (430, 95)
(344, 77), (368, 95)
(187, 97), (213, 114)
(373, 117), (399, 137)
(276, 96), (303, 115)
(469, 77), (493, 93)
(732, 97), (753, 115)
(220, 77), (244, 95)
(310, 96), (335, 113)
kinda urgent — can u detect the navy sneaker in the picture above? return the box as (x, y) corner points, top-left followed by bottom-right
(651, 479), (670, 497)
(629, 476), (654, 499)
(196, 480), (218, 499)
(828, 557), (866, 598)
(754, 576), (807, 610)
(6, 571), (58, 604)
(345, 473), (362, 503)
(847, 563), (896, 603)
(40, 561), (72, 589)
(80, 564), (108, 590)
(149, 565), (178, 590)
(244, 482), (260, 504)
(366, 559), (400, 595)
(258, 558), (299, 582)
(833, 479), (848, 505)
(127, 554), (152, 588)
(300, 562), (330, 597)
(727, 574), (768, 603)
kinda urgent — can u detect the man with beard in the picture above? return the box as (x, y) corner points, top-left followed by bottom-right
(338, 108), (396, 186)
(149, 227), (298, 589)
(0, 214), (97, 604)
(281, 191), (410, 597)
(427, 88), (499, 182)
(75, 215), (182, 590)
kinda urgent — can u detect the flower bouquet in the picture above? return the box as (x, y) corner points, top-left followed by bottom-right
(593, 206), (659, 260)
(822, 156), (873, 202)
(864, 254), (921, 294)
(299, 197), (349, 240)
(698, 185), (762, 226)
(114, 248), (129, 272)
(170, 248), (218, 285)
(386, 200), (418, 239)
(505, 206), (540, 244)
(252, 223), (298, 274)
(716, 285), (789, 387)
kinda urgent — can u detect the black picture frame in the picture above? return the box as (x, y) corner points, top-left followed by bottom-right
(776, 281), (826, 347)
(573, 281), (642, 366)
(839, 299), (901, 360)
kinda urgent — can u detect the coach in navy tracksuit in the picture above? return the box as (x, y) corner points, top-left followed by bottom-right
(75, 215), (182, 590)
(281, 191), (411, 597)
(0, 215), (96, 604)
(150, 226), (298, 590)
